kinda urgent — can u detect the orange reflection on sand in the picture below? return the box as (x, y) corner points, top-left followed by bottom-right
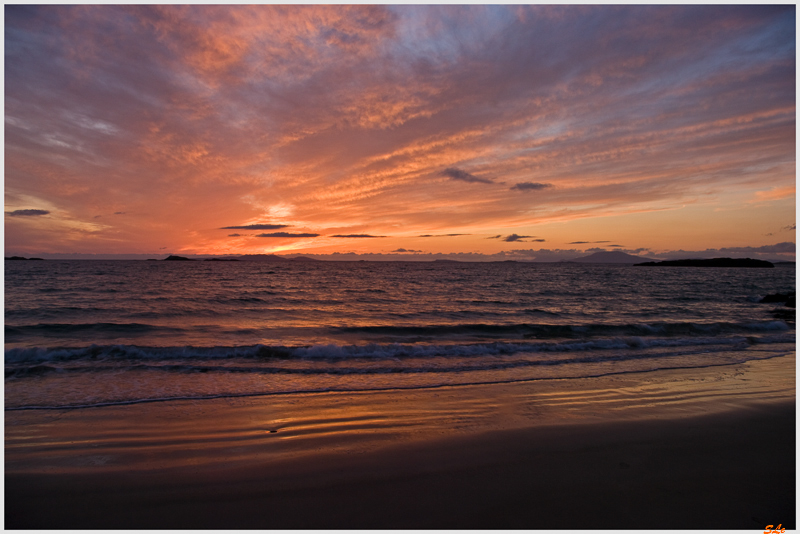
(5, 354), (795, 478)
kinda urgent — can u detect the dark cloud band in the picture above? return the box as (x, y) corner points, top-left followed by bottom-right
(330, 234), (387, 238)
(418, 234), (469, 237)
(510, 182), (552, 191)
(6, 209), (50, 217)
(221, 224), (290, 230)
(256, 232), (319, 238)
(497, 234), (545, 242)
(441, 168), (493, 184)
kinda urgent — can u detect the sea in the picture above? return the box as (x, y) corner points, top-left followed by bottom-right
(4, 259), (795, 411)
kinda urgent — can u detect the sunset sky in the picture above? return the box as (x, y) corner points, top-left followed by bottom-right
(5, 5), (796, 261)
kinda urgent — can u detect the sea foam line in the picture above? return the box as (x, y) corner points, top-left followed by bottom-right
(4, 352), (793, 412)
(5, 330), (795, 364)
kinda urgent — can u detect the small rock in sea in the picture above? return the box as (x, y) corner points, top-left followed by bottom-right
(759, 292), (796, 308)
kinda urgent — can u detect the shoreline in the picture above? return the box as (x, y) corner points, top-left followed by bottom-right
(5, 354), (796, 529)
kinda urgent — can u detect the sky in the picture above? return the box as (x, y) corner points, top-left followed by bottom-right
(4, 5), (797, 261)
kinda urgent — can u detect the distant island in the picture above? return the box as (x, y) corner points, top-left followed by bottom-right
(6, 256), (44, 261)
(163, 255), (194, 261)
(634, 258), (774, 268)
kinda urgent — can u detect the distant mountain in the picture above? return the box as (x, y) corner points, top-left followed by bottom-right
(204, 254), (323, 262)
(571, 251), (655, 264)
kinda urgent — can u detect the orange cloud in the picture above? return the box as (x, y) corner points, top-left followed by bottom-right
(754, 185), (796, 202)
(5, 5), (795, 257)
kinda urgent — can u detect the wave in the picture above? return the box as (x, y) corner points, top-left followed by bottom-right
(1, 345), (785, 379)
(6, 329), (794, 366)
(334, 320), (792, 338)
(5, 322), (185, 338)
(5, 317), (791, 342)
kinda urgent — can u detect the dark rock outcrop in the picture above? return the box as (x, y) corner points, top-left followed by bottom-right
(163, 255), (193, 261)
(760, 292), (796, 308)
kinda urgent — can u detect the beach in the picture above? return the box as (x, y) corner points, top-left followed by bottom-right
(6, 353), (795, 530)
(6, 5), (797, 531)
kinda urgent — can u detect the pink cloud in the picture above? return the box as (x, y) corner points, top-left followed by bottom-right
(5, 6), (795, 255)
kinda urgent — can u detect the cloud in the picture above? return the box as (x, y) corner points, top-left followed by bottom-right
(753, 185), (795, 202)
(114, 211), (126, 215)
(784, 224), (796, 231)
(3, 6), (795, 256)
(331, 234), (387, 241)
(221, 224), (291, 230)
(228, 233), (241, 237)
(392, 248), (422, 253)
(568, 240), (611, 244)
(510, 182), (552, 191)
(440, 168), (493, 184)
(656, 242), (796, 261)
(487, 234), (548, 243)
(255, 232), (319, 238)
(503, 234), (531, 242)
(716, 242), (795, 254)
(488, 233), (546, 243)
(6, 209), (50, 217)
(418, 234), (469, 237)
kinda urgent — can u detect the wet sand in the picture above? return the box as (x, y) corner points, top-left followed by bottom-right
(5, 354), (796, 529)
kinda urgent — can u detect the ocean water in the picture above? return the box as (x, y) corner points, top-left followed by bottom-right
(4, 260), (795, 410)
